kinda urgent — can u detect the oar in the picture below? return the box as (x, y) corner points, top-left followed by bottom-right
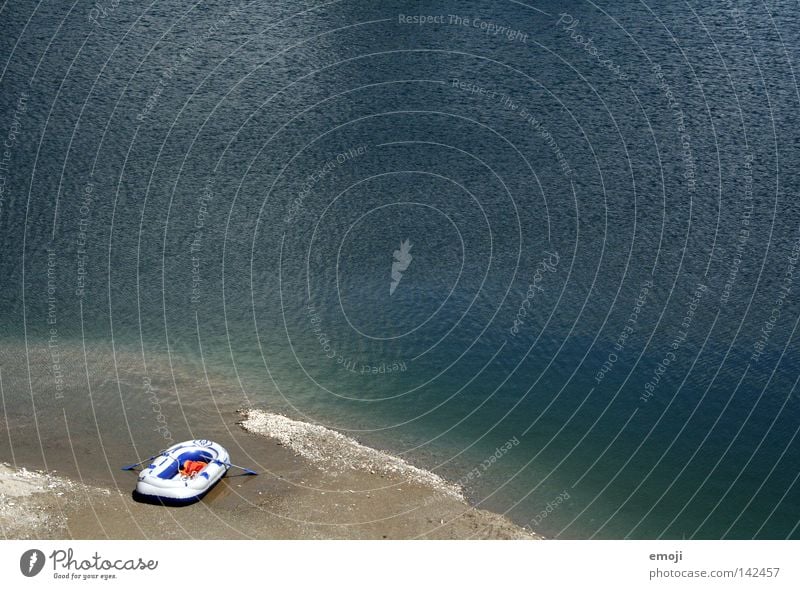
(120, 452), (165, 471)
(123, 455), (256, 475)
(216, 461), (258, 475)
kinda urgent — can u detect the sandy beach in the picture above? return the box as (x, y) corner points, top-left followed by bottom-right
(1, 410), (539, 540)
(0, 342), (540, 540)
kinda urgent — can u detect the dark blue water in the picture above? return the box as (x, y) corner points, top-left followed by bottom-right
(1, 0), (799, 538)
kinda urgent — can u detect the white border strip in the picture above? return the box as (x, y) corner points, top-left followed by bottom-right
(1, 540), (797, 588)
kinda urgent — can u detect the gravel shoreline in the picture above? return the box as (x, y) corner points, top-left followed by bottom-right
(239, 409), (464, 500)
(0, 463), (111, 539)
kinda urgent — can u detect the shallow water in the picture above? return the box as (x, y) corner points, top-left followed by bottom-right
(1, 0), (799, 538)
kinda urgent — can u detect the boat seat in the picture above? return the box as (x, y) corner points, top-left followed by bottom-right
(155, 449), (214, 479)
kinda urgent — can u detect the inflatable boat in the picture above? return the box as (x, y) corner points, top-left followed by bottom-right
(134, 439), (230, 505)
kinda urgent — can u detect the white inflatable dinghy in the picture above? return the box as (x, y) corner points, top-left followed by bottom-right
(134, 439), (230, 504)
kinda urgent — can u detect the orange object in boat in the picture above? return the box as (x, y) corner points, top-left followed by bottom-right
(179, 460), (207, 477)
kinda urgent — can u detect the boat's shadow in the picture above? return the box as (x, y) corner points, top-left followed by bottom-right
(131, 489), (207, 507)
(131, 473), (253, 507)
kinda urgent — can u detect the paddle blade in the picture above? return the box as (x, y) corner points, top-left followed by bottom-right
(222, 462), (258, 475)
(120, 453), (158, 471)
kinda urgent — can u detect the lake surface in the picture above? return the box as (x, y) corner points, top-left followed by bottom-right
(1, 0), (799, 538)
